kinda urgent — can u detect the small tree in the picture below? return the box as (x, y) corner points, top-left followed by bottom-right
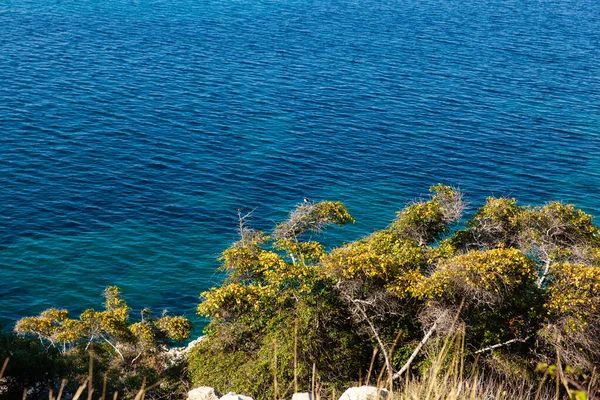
(192, 201), (365, 398)
(15, 286), (191, 365)
(322, 185), (465, 385)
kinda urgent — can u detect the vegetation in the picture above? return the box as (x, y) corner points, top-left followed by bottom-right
(5, 185), (600, 399)
(0, 327), (71, 398)
(7, 287), (192, 399)
(190, 186), (600, 399)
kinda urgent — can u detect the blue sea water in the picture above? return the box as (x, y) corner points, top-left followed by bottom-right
(1, 0), (599, 337)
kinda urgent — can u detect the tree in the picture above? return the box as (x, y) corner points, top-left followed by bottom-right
(16, 286), (191, 361)
(192, 201), (366, 398)
(14, 287), (192, 398)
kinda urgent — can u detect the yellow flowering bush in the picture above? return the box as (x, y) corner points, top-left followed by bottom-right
(15, 286), (191, 360)
(323, 230), (424, 281)
(546, 263), (600, 332)
(421, 248), (537, 302)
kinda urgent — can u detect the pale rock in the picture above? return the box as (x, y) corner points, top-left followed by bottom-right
(187, 386), (220, 400)
(291, 393), (314, 400)
(338, 386), (389, 400)
(186, 336), (206, 350)
(220, 392), (254, 400)
(166, 336), (206, 364)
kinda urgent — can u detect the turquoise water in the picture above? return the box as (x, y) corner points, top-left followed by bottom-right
(1, 0), (599, 336)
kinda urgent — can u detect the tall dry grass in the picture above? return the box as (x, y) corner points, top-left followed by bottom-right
(0, 356), (158, 400)
(382, 330), (585, 400)
(3, 329), (598, 400)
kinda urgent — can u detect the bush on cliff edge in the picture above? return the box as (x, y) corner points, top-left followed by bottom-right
(189, 186), (600, 399)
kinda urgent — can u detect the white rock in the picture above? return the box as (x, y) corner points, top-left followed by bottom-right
(187, 386), (220, 400)
(220, 393), (254, 400)
(291, 393), (314, 400)
(186, 336), (206, 351)
(338, 386), (389, 400)
(166, 336), (206, 364)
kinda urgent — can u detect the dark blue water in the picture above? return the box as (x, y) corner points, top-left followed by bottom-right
(1, 0), (599, 336)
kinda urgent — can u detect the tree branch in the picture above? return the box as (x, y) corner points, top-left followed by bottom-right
(100, 335), (124, 361)
(537, 259), (551, 288)
(350, 299), (393, 383)
(131, 349), (144, 365)
(474, 335), (532, 354)
(393, 319), (438, 381)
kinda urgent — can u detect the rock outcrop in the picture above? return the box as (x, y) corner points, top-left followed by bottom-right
(166, 336), (205, 364)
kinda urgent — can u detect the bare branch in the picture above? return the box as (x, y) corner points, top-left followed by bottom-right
(537, 260), (552, 288)
(350, 298), (394, 383)
(474, 335), (532, 354)
(100, 334), (124, 361)
(237, 208), (257, 244)
(392, 319), (438, 381)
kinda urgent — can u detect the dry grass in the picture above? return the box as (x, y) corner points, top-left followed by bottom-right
(374, 331), (586, 400)
(1, 356), (158, 400)
(4, 331), (598, 400)
(393, 374), (551, 400)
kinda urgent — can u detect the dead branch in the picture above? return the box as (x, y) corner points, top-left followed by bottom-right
(392, 319), (438, 381)
(537, 259), (552, 288)
(474, 335), (532, 354)
(350, 299), (394, 384)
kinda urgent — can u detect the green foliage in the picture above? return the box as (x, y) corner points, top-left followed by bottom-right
(190, 298), (367, 399)
(191, 186), (600, 399)
(0, 327), (72, 398)
(15, 286), (191, 357)
(13, 288), (192, 398)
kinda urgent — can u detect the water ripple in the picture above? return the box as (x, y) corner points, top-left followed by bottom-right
(1, 0), (599, 335)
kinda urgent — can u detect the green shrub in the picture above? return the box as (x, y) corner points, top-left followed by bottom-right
(12, 288), (193, 399)
(190, 186), (600, 399)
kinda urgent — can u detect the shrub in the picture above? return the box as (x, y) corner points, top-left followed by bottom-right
(190, 186), (600, 399)
(13, 288), (192, 398)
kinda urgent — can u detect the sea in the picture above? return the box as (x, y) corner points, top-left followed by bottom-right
(1, 0), (599, 337)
